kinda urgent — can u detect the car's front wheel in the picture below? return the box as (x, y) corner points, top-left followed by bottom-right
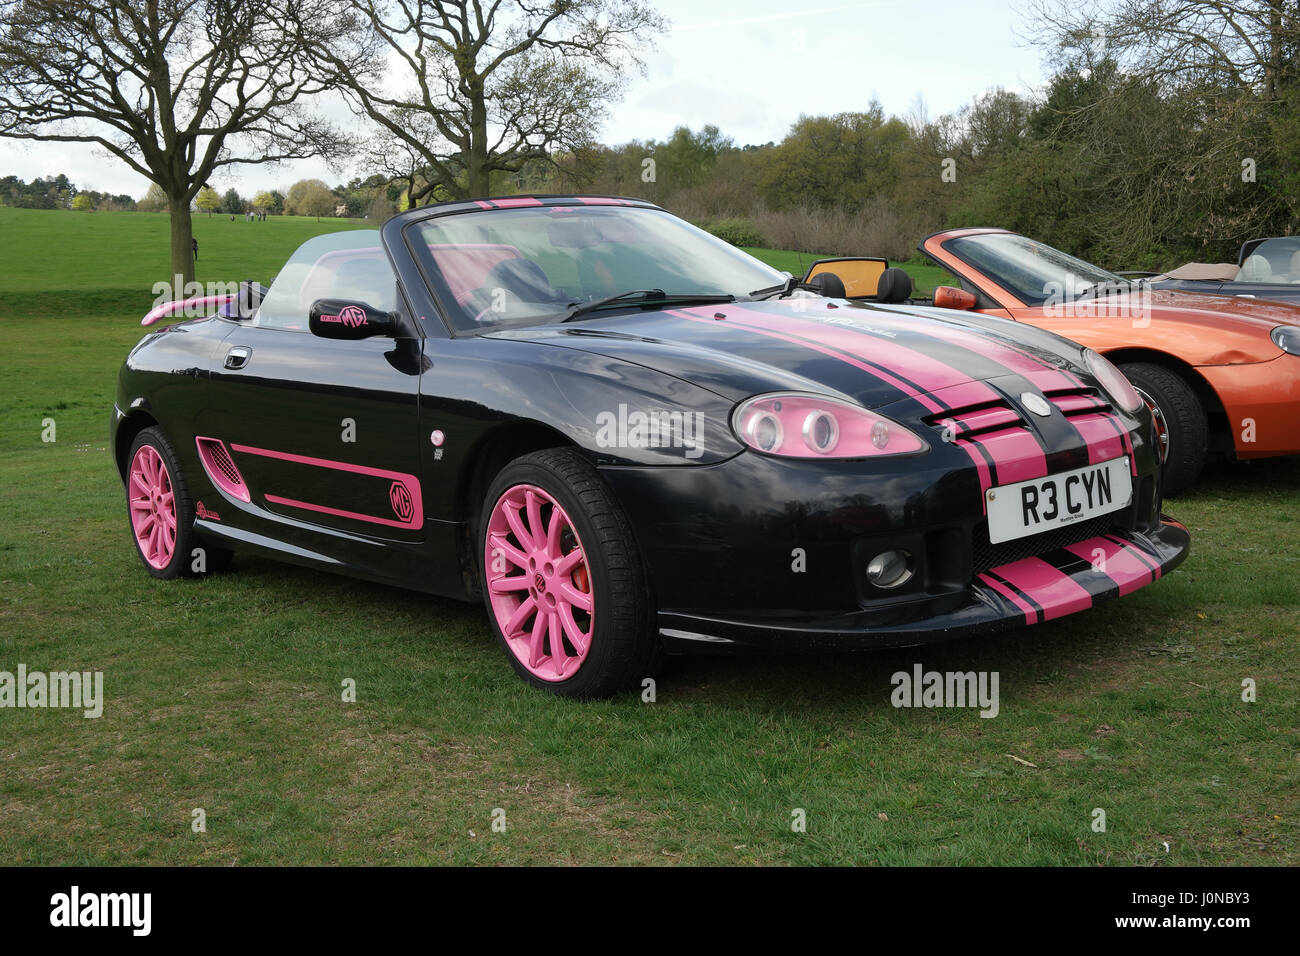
(125, 427), (229, 579)
(1119, 362), (1207, 496)
(479, 448), (662, 697)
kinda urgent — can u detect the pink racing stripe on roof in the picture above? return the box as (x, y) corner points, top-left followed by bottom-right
(489, 197), (544, 207)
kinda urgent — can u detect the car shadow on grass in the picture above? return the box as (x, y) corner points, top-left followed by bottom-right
(228, 547), (1176, 718)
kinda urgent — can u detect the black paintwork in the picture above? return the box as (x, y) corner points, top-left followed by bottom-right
(113, 196), (1189, 651)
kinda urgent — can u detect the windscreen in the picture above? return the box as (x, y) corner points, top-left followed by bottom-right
(408, 205), (784, 332)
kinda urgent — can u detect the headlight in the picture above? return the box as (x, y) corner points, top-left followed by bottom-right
(1271, 326), (1300, 355)
(1083, 349), (1143, 414)
(732, 393), (926, 458)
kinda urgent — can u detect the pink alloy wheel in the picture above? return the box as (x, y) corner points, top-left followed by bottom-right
(129, 444), (177, 570)
(484, 484), (595, 681)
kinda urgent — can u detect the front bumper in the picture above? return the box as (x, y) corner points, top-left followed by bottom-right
(655, 519), (1189, 653)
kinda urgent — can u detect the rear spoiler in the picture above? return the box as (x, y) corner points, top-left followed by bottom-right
(140, 280), (268, 326)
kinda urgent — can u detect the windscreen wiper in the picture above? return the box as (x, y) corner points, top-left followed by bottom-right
(746, 275), (800, 300)
(561, 288), (735, 322)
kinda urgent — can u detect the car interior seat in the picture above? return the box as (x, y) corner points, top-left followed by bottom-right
(1239, 254), (1272, 283)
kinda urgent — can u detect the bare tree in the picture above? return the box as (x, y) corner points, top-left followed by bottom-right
(1026, 0), (1300, 97)
(0, 0), (363, 285)
(316, 0), (666, 201)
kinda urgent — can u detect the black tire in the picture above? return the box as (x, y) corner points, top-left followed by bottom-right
(1119, 362), (1207, 496)
(479, 447), (663, 697)
(125, 427), (231, 579)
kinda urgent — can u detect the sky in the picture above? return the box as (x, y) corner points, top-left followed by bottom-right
(0, 0), (1048, 199)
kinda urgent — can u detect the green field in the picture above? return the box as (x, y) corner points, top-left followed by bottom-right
(1, 207), (1297, 865)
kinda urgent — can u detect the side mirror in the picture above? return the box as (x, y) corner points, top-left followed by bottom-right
(804, 257), (888, 299)
(933, 286), (977, 311)
(309, 299), (395, 339)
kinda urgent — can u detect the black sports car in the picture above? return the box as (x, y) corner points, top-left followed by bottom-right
(113, 195), (1190, 696)
(1131, 236), (1300, 303)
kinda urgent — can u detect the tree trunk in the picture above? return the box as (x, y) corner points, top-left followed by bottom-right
(467, 87), (491, 198)
(168, 196), (195, 287)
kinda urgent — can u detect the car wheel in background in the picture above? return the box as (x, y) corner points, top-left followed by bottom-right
(480, 448), (662, 697)
(1119, 362), (1208, 496)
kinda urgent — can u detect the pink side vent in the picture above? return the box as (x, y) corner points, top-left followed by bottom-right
(195, 437), (251, 503)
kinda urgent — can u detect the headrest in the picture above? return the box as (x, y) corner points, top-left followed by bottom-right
(1240, 254), (1272, 282)
(875, 267), (913, 303)
(804, 271), (846, 298)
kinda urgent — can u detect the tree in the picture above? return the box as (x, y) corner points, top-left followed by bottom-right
(302, 183), (337, 219)
(0, 0), (363, 286)
(251, 190), (276, 214)
(285, 178), (332, 216)
(71, 192), (91, 211)
(138, 183), (167, 213)
(314, 0), (666, 200)
(222, 188), (245, 214)
(196, 185), (222, 217)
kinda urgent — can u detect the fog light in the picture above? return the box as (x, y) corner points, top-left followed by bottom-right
(866, 549), (913, 588)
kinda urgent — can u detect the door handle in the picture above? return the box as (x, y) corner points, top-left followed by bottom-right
(224, 346), (251, 370)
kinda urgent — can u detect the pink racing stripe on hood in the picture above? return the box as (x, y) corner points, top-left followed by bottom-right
(715, 309), (1050, 486)
(671, 307), (1051, 506)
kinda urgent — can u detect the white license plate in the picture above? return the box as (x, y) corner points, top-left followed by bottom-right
(986, 457), (1132, 544)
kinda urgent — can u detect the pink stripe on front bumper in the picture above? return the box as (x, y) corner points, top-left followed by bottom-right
(981, 557), (1095, 621)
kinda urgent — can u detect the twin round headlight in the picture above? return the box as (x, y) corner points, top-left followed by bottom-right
(733, 393), (926, 458)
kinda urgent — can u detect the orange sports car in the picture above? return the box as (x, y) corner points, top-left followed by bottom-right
(816, 228), (1300, 493)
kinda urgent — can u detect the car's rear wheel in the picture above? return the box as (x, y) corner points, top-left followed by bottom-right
(1119, 362), (1207, 496)
(479, 448), (661, 697)
(126, 427), (229, 579)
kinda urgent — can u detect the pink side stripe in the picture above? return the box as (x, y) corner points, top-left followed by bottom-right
(230, 443), (423, 530)
(264, 494), (417, 530)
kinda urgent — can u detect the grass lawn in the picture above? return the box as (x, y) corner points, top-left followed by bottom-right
(0, 208), (1296, 865)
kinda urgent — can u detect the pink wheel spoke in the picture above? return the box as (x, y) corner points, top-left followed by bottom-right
(528, 612), (548, 669)
(489, 574), (531, 594)
(558, 581), (593, 612)
(504, 501), (534, 550)
(547, 613), (566, 673)
(546, 508), (563, 557)
(554, 549), (584, 576)
(525, 490), (545, 551)
(558, 604), (589, 654)
(130, 472), (150, 495)
(488, 532), (530, 571)
(502, 596), (536, 637)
